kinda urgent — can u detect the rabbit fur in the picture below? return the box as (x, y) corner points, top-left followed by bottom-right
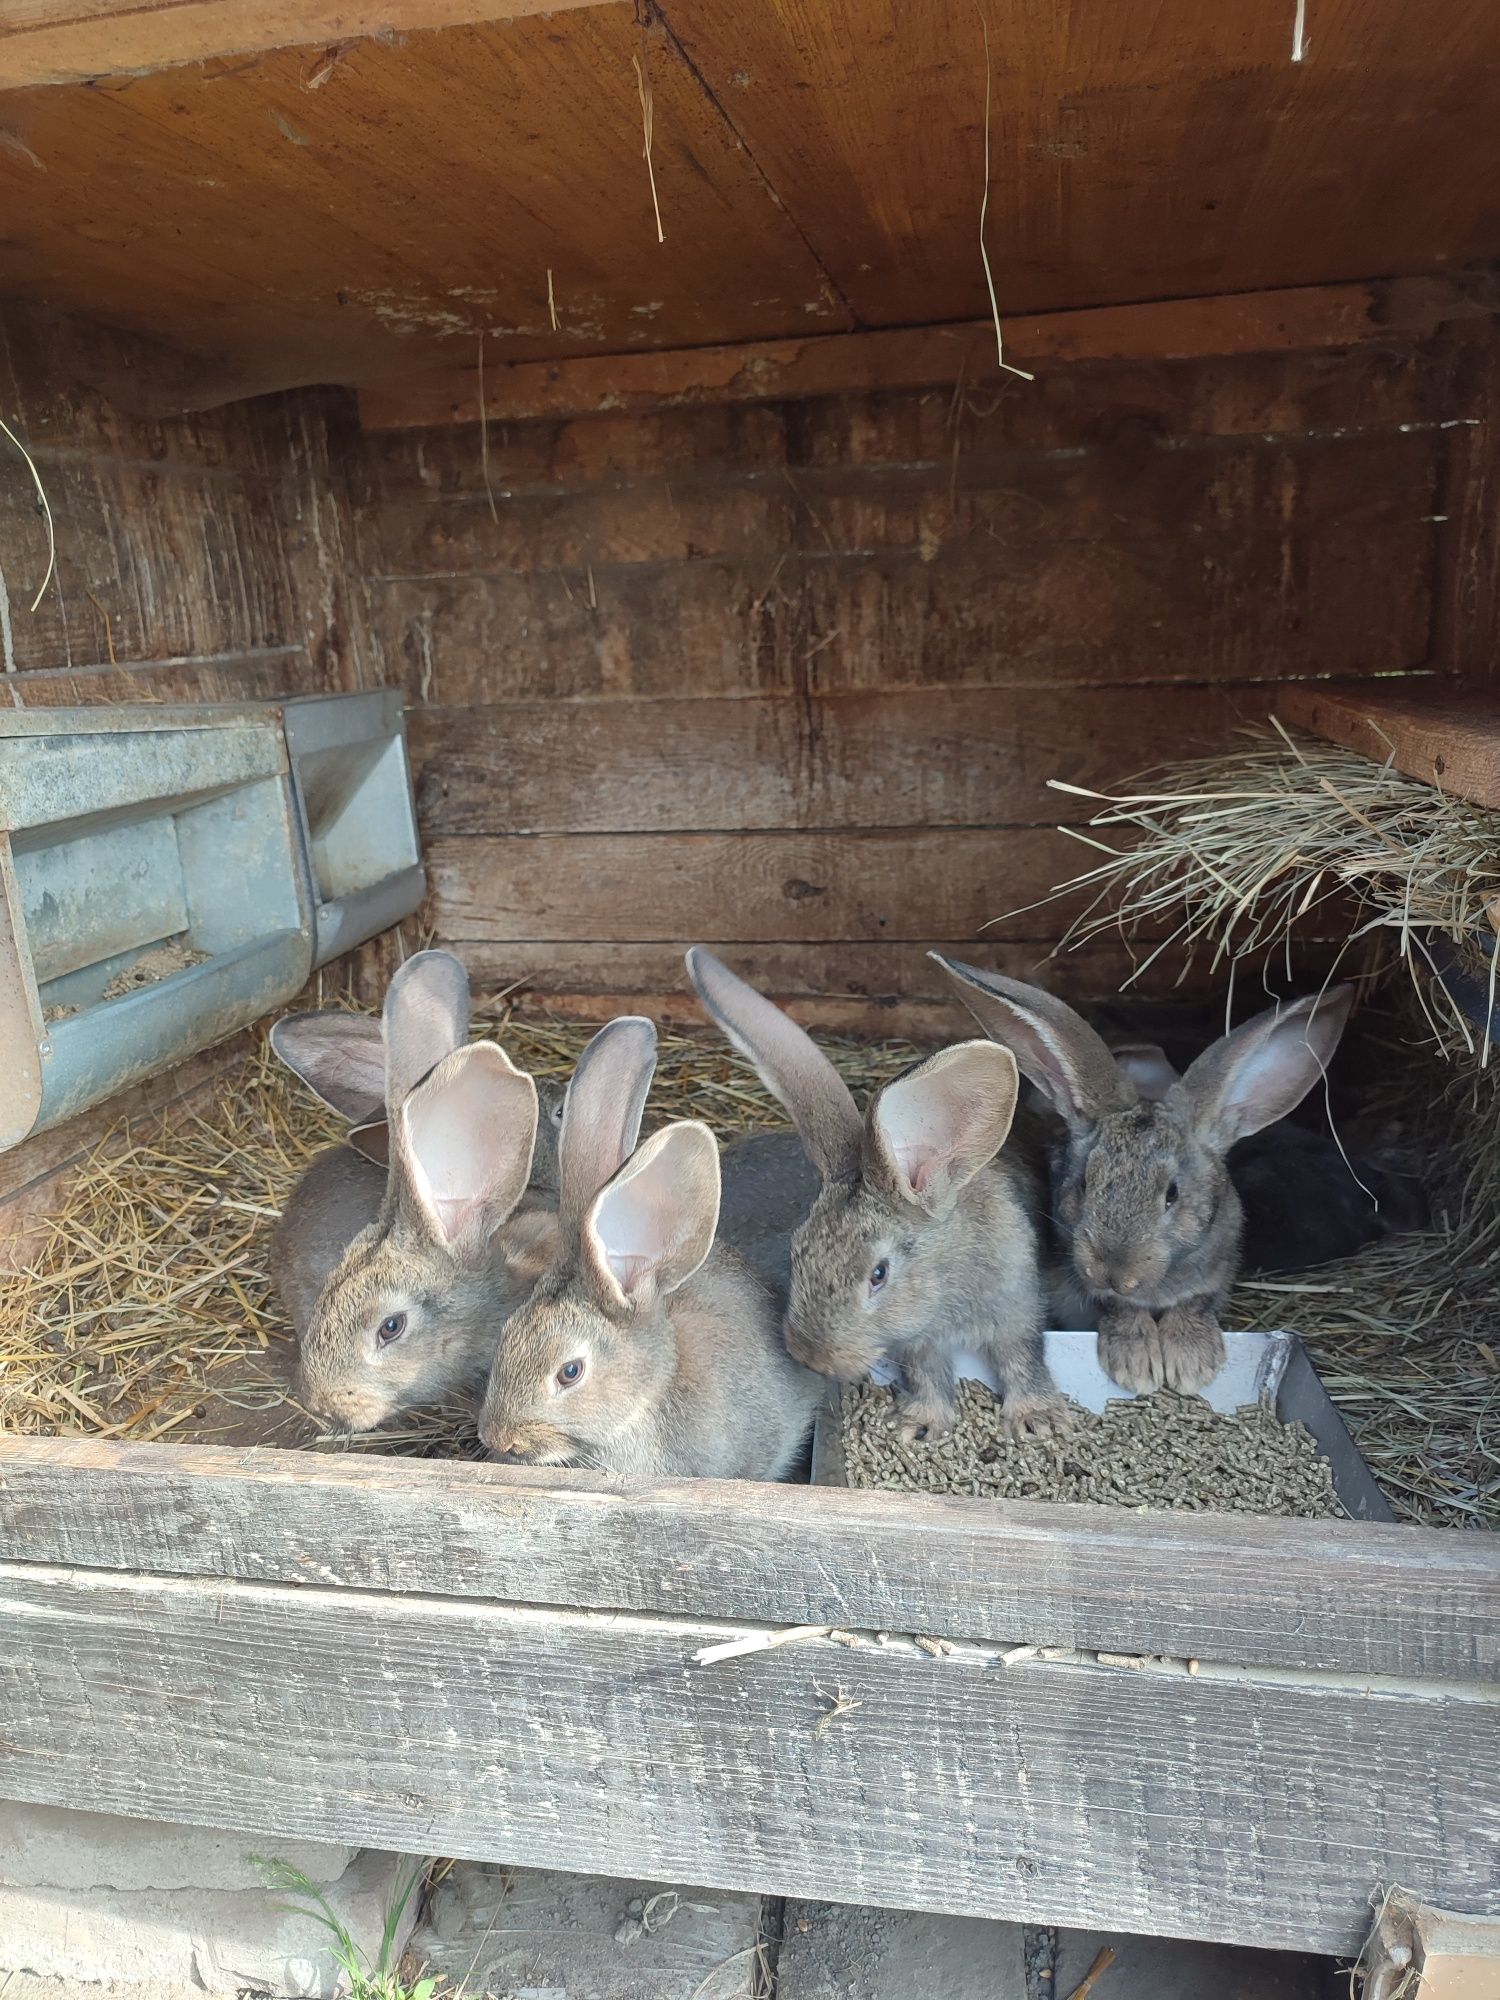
(686, 949), (1062, 1442)
(269, 951), (557, 1429)
(932, 955), (1354, 1393)
(479, 1014), (822, 1480)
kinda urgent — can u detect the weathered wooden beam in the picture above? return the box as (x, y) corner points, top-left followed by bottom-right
(0, 0), (608, 91)
(1279, 684), (1500, 810)
(358, 275), (1495, 430)
(0, 1558), (1493, 1954)
(2, 1439), (1496, 1678)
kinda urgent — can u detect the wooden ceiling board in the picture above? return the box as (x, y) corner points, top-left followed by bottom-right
(0, 7), (845, 402)
(661, 0), (1500, 327)
(0, 0), (1496, 402)
(0, 1), (604, 91)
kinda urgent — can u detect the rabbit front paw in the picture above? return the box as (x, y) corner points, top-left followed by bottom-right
(896, 1396), (955, 1445)
(1003, 1391), (1075, 1440)
(1097, 1306), (1166, 1391)
(1155, 1304), (1226, 1391)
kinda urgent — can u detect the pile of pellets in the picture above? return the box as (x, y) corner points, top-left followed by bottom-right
(840, 1381), (1343, 1517)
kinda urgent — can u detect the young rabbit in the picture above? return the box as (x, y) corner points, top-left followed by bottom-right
(931, 955), (1354, 1394)
(479, 1015), (822, 1480)
(303, 1036), (556, 1430)
(685, 949), (1063, 1443)
(267, 949), (474, 1338)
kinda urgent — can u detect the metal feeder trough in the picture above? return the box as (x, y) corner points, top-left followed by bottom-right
(0, 703), (313, 1149)
(279, 689), (424, 969)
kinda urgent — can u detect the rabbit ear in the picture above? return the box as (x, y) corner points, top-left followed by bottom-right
(1112, 1042), (1180, 1102)
(558, 1017), (658, 1237)
(394, 1041), (538, 1265)
(269, 1011), (385, 1123)
(867, 1041), (1020, 1211)
(686, 947), (861, 1182)
(582, 1121), (720, 1310)
(928, 954), (1132, 1128)
(1180, 986), (1355, 1150)
(384, 950), (471, 1112)
(347, 1118), (389, 1166)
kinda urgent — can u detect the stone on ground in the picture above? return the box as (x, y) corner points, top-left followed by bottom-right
(407, 1862), (767, 1999)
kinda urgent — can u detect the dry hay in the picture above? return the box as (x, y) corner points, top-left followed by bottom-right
(1040, 721), (1500, 1061)
(0, 1003), (924, 1455)
(1233, 1005), (1500, 1530)
(1021, 721), (1500, 1529)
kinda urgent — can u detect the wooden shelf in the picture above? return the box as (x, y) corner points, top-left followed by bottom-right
(1278, 684), (1500, 811)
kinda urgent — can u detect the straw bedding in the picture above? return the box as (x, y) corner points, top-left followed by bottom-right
(3, 960), (1494, 1524)
(0, 1009), (924, 1460)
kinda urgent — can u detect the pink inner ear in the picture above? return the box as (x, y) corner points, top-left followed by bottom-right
(430, 1191), (481, 1243)
(606, 1250), (652, 1294)
(894, 1143), (942, 1194)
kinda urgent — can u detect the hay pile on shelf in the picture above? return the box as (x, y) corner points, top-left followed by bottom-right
(1046, 721), (1500, 1059)
(1031, 723), (1500, 1529)
(0, 1005), (924, 1455)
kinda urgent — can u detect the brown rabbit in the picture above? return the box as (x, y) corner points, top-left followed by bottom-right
(931, 955), (1354, 1393)
(479, 1015), (822, 1480)
(685, 949), (1063, 1443)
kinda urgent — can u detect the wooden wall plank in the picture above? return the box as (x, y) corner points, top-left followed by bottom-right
(0, 647), (306, 711)
(430, 939), (1307, 1028)
(0, 0), (607, 90)
(426, 828), (1087, 944)
(372, 522), (1433, 704)
(0, 1557), (1493, 1952)
(357, 347), (1461, 496)
(365, 428), (1440, 579)
(408, 686), (1245, 835)
(363, 277), (1490, 428)
(4, 1439), (1494, 1678)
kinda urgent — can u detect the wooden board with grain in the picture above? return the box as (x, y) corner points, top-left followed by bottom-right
(0, 8), (845, 408)
(426, 828), (1091, 946)
(2, 0), (1499, 405)
(1279, 685), (1500, 809)
(362, 277), (1488, 428)
(0, 0), (604, 89)
(433, 938), (1318, 1028)
(663, 0), (1500, 332)
(3, 1440), (1494, 1679)
(0, 1458), (1495, 1952)
(407, 687), (1246, 836)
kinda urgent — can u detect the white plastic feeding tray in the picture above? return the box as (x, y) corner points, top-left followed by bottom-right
(0, 702), (315, 1148)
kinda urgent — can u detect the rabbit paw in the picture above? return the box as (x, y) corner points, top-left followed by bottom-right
(1003, 1392), (1074, 1440)
(1155, 1304), (1226, 1391)
(1097, 1307), (1167, 1392)
(897, 1399), (955, 1445)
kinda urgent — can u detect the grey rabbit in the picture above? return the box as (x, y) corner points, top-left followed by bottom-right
(932, 955), (1354, 1393)
(479, 1014), (822, 1479)
(268, 949), (476, 1337)
(686, 948), (1064, 1443)
(269, 951), (558, 1427)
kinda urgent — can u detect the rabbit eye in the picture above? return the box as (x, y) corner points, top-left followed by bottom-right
(376, 1312), (407, 1347)
(869, 1260), (890, 1292)
(556, 1357), (586, 1389)
(1164, 1181), (1179, 1208)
